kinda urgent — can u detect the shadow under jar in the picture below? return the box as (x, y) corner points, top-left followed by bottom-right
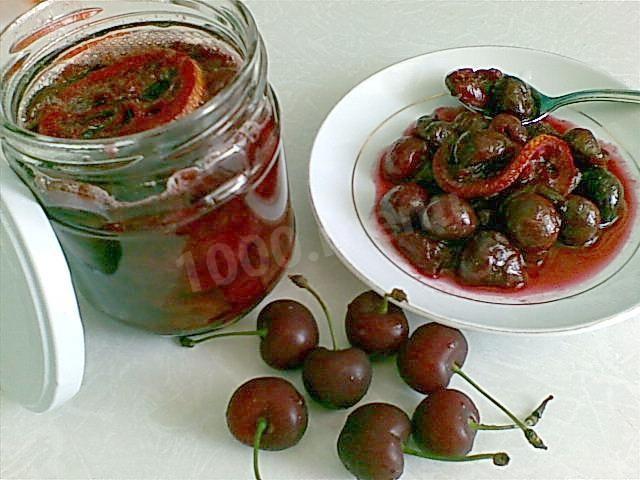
(0, 0), (295, 334)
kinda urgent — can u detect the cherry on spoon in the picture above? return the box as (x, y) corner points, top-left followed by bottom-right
(445, 67), (640, 124)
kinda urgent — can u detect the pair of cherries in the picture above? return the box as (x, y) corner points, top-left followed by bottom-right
(338, 392), (551, 480)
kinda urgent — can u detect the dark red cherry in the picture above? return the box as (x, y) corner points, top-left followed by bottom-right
(180, 299), (319, 370)
(337, 403), (411, 480)
(345, 289), (409, 357)
(394, 232), (454, 277)
(381, 136), (428, 183)
(226, 376), (307, 450)
(342, 402), (412, 443)
(445, 68), (503, 109)
(302, 346), (372, 409)
(489, 113), (528, 144)
(290, 275), (373, 409)
(257, 300), (319, 369)
(420, 193), (478, 240)
(378, 183), (429, 233)
(226, 377), (308, 479)
(397, 322), (468, 394)
(398, 322), (548, 450)
(338, 402), (509, 480)
(412, 389), (479, 456)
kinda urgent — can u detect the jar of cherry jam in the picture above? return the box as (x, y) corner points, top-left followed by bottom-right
(0, 1), (295, 334)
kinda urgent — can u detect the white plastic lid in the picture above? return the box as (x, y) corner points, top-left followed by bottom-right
(0, 160), (85, 412)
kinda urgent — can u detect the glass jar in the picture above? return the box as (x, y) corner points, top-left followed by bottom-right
(0, 0), (295, 335)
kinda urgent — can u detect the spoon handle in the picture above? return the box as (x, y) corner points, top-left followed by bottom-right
(549, 89), (640, 110)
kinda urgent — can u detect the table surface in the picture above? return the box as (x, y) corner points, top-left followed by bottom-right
(1, 1), (639, 479)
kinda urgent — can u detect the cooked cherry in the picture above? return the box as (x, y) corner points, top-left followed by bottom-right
(453, 110), (490, 133)
(417, 120), (457, 153)
(432, 106), (465, 122)
(420, 193), (478, 240)
(382, 136), (428, 182)
(290, 275), (372, 409)
(379, 183), (429, 233)
(457, 231), (526, 288)
(503, 192), (561, 251)
(338, 402), (509, 480)
(345, 289), (409, 357)
(226, 377), (308, 479)
(490, 75), (539, 120)
(398, 323), (548, 449)
(414, 114), (436, 138)
(453, 129), (516, 173)
(445, 68), (503, 109)
(412, 158), (441, 191)
(489, 113), (528, 144)
(412, 389), (479, 456)
(563, 128), (606, 167)
(579, 167), (626, 225)
(180, 299), (319, 370)
(560, 194), (601, 246)
(526, 121), (560, 138)
(394, 232), (454, 276)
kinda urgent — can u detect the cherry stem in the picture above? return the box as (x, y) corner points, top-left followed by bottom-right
(452, 364), (547, 450)
(524, 395), (554, 427)
(253, 418), (268, 480)
(377, 288), (408, 315)
(403, 446), (509, 466)
(289, 275), (337, 351)
(179, 329), (267, 348)
(470, 395), (554, 431)
(469, 421), (517, 431)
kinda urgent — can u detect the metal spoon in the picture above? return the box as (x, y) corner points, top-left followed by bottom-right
(458, 76), (640, 124)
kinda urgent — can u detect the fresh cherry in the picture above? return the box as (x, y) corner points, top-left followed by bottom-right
(226, 376), (308, 480)
(397, 322), (467, 394)
(180, 300), (319, 370)
(397, 322), (551, 449)
(412, 388), (479, 456)
(338, 402), (509, 480)
(290, 275), (372, 409)
(337, 402), (411, 480)
(345, 289), (409, 357)
(413, 388), (555, 459)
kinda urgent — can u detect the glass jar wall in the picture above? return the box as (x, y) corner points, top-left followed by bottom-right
(0, 0), (294, 334)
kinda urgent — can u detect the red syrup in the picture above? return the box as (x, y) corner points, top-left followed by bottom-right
(374, 116), (638, 301)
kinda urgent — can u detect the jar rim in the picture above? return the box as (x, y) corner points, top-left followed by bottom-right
(0, 0), (260, 159)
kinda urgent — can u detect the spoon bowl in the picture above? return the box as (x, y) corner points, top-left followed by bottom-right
(445, 68), (640, 124)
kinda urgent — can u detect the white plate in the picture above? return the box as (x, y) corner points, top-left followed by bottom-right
(309, 46), (640, 335)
